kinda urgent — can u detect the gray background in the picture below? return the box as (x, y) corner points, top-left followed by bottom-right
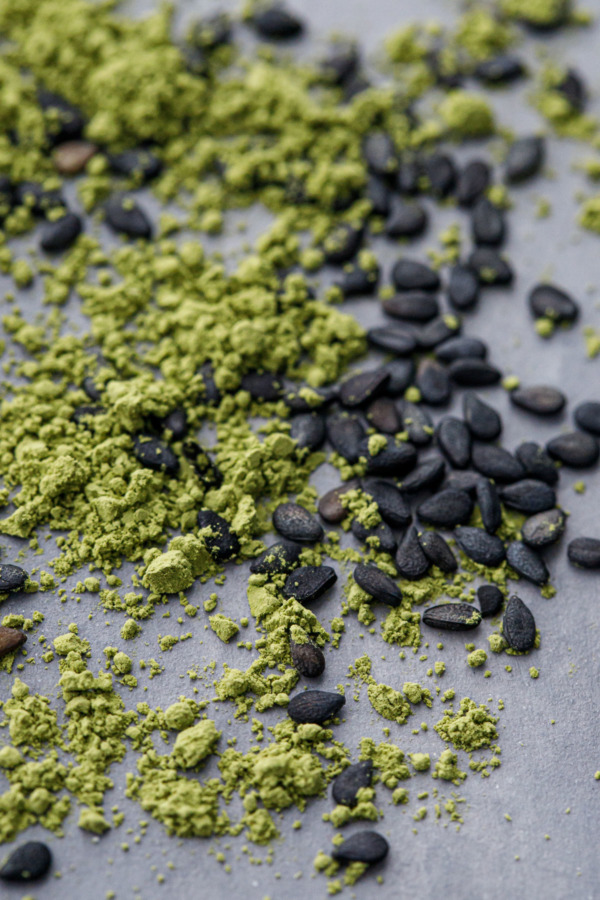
(2, 0), (600, 898)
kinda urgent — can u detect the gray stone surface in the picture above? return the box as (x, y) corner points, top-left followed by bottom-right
(2, 1), (600, 898)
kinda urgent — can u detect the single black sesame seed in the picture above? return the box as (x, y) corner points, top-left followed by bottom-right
(447, 264), (480, 310)
(133, 436), (179, 475)
(417, 489), (473, 528)
(290, 413), (326, 451)
(332, 760), (373, 807)
(395, 526), (430, 580)
(382, 293), (440, 323)
(417, 530), (457, 573)
(105, 194), (152, 239)
(528, 283), (578, 323)
(197, 509), (240, 561)
(416, 359), (452, 406)
(282, 565), (337, 603)
(499, 479), (556, 514)
(503, 595), (536, 652)
(505, 136), (545, 184)
(471, 197), (506, 247)
(326, 412), (366, 463)
(39, 91), (85, 145)
(385, 201), (428, 238)
(367, 325), (417, 356)
(108, 148), (162, 181)
(455, 526), (505, 567)
(199, 363), (221, 405)
(287, 690), (345, 725)
(476, 478), (502, 534)
(521, 508), (566, 549)
(332, 831), (389, 865)
(422, 602), (482, 631)
(573, 401), (600, 436)
(456, 159), (492, 207)
(251, 5), (304, 39)
(272, 502), (323, 542)
(471, 443), (525, 483)
(510, 385), (566, 416)
(567, 537), (600, 569)
(546, 431), (599, 468)
(249, 541), (303, 575)
(477, 584), (504, 617)
(354, 563), (403, 606)
(290, 641), (325, 678)
(435, 336), (487, 363)
(506, 541), (549, 585)
(0, 841), (52, 883)
(437, 416), (471, 468)
(0, 565), (28, 593)
(391, 259), (440, 292)
(449, 358), (501, 387)
(40, 211), (82, 252)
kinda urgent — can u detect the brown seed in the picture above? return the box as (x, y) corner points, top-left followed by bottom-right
(290, 641), (325, 678)
(0, 626), (27, 659)
(53, 141), (98, 175)
(318, 480), (360, 523)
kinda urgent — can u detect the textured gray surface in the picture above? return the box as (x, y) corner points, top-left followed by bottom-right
(2, 1), (600, 899)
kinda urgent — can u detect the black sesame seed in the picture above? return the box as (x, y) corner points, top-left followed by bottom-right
(417, 489), (473, 528)
(437, 416), (471, 468)
(456, 159), (492, 207)
(391, 259), (440, 292)
(197, 509), (240, 561)
(354, 563), (403, 606)
(447, 264), (480, 310)
(505, 136), (545, 184)
(506, 541), (549, 585)
(503, 595), (536, 652)
(272, 502), (323, 542)
(567, 537), (600, 569)
(477, 584), (504, 617)
(546, 431), (599, 468)
(282, 565), (337, 603)
(499, 479), (556, 514)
